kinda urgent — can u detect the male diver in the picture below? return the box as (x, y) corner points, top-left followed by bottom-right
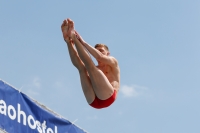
(61, 18), (120, 109)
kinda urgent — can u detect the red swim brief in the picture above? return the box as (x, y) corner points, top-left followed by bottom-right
(89, 90), (117, 109)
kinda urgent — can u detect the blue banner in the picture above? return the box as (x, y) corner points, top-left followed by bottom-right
(0, 80), (87, 133)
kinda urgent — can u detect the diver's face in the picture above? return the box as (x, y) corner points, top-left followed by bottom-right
(95, 46), (109, 55)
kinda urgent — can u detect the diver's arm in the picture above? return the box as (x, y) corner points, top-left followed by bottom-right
(74, 31), (117, 66)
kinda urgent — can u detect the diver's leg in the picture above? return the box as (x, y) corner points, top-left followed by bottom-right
(67, 19), (115, 100)
(79, 69), (95, 104)
(67, 19), (95, 69)
(62, 19), (96, 103)
(66, 39), (84, 70)
(74, 37), (114, 100)
(65, 40), (95, 104)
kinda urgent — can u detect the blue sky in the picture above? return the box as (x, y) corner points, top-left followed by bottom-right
(0, 0), (200, 133)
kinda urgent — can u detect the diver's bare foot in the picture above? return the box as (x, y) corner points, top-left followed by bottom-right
(67, 18), (76, 39)
(61, 18), (75, 42)
(61, 19), (69, 42)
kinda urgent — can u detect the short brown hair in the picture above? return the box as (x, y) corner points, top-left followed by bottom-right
(94, 44), (109, 51)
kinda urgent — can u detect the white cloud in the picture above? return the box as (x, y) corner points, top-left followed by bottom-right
(54, 81), (65, 90)
(121, 85), (138, 97)
(32, 77), (41, 89)
(26, 89), (40, 96)
(22, 77), (42, 97)
(120, 84), (148, 98)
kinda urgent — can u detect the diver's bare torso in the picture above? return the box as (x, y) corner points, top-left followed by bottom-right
(96, 59), (120, 93)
